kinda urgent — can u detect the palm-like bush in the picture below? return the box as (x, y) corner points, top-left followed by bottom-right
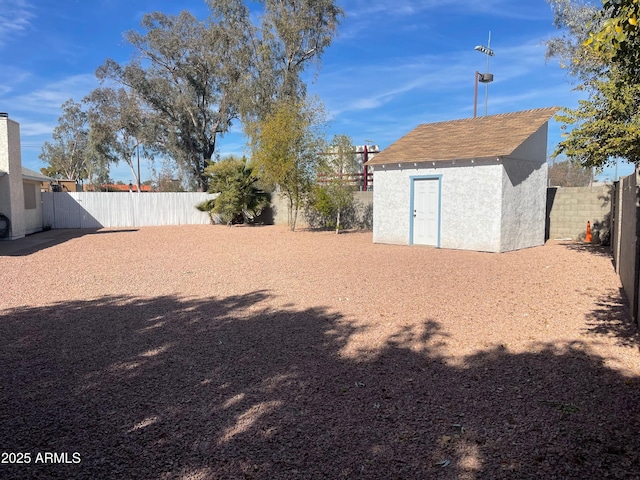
(198, 156), (269, 225)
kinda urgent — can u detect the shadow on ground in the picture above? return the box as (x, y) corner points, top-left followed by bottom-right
(1, 292), (640, 479)
(560, 241), (614, 260)
(0, 229), (138, 257)
(583, 287), (638, 348)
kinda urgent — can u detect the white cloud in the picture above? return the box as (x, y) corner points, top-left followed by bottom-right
(12, 73), (98, 114)
(0, 0), (34, 48)
(345, 0), (549, 21)
(316, 34), (575, 125)
(19, 121), (56, 137)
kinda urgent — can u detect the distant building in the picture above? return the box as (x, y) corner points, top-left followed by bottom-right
(318, 144), (379, 191)
(83, 183), (153, 192)
(44, 180), (82, 193)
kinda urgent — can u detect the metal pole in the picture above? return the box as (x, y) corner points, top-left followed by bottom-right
(474, 71), (479, 118)
(363, 145), (368, 192)
(484, 31), (491, 116)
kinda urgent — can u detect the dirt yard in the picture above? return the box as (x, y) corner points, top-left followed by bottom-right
(1, 225), (639, 479)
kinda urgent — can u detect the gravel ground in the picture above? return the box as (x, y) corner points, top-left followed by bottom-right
(1, 225), (639, 480)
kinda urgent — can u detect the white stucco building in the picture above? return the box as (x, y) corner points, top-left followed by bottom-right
(0, 113), (51, 240)
(366, 108), (558, 253)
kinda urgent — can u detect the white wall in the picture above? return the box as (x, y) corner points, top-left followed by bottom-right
(511, 123), (548, 162)
(0, 116), (25, 239)
(440, 161), (503, 252)
(372, 160), (504, 251)
(500, 159), (547, 251)
(499, 124), (548, 252)
(23, 180), (43, 235)
(0, 174), (10, 234)
(372, 165), (412, 244)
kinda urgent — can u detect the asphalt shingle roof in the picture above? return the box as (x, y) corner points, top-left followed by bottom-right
(365, 107), (559, 166)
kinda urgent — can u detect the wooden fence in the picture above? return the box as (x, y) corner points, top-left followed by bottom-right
(42, 192), (218, 229)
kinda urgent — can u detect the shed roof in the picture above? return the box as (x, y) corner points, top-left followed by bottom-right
(366, 107), (559, 166)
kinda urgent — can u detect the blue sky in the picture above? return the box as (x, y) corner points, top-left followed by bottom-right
(0, 0), (633, 183)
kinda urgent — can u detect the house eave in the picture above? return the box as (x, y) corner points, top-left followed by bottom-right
(369, 156), (506, 168)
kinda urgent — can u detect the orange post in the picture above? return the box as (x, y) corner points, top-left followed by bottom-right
(585, 221), (592, 243)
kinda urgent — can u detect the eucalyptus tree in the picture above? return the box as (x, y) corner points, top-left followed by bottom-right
(84, 87), (148, 193)
(97, 6), (251, 191)
(95, 0), (342, 191)
(39, 99), (91, 182)
(227, 0), (343, 159)
(239, 0), (344, 132)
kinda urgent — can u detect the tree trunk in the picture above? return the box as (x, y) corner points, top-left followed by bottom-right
(336, 210), (340, 234)
(291, 192), (298, 231)
(288, 195), (294, 230)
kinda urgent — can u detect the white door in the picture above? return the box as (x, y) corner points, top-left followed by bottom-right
(412, 178), (439, 246)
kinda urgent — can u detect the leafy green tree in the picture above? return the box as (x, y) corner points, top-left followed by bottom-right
(84, 87), (148, 193)
(39, 99), (90, 182)
(97, 7), (250, 191)
(251, 97), (325, 231)
(316, 134), (358, 233)
(546, 0), (640, 170)
(545, 0), (602, 80)
(554, 70), (640, 167)
(200, 156), (269, 225)
(584, 0), (640, 79)
(97, 0), (342, 192)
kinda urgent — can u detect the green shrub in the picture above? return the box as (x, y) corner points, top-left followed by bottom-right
(200, 156), (269, 225)
(306, 184), (356, 230)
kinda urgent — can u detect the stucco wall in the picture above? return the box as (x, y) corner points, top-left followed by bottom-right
(372, 161), (504, 251)
(441, 161), (503, 252)
(498, 123), (548, 251)
(269, 192), (308, 228)
(372, 165), (412, 244)
(0, 116), (26, 239)
(500, 159), (547, 252)
(0, 174), (10, 231)
(511, 123), (548, 163)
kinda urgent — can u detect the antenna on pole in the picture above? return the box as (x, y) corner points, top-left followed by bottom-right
(474, 31), (495, 116)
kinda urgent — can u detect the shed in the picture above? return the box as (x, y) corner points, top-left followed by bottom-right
(366, 108), (558, 252)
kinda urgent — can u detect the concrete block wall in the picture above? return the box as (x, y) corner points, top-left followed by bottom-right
(546, 185), (613, 241)
(270, 191), (373, 229)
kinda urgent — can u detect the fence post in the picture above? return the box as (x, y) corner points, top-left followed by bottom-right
(634, 167), (640, 325)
